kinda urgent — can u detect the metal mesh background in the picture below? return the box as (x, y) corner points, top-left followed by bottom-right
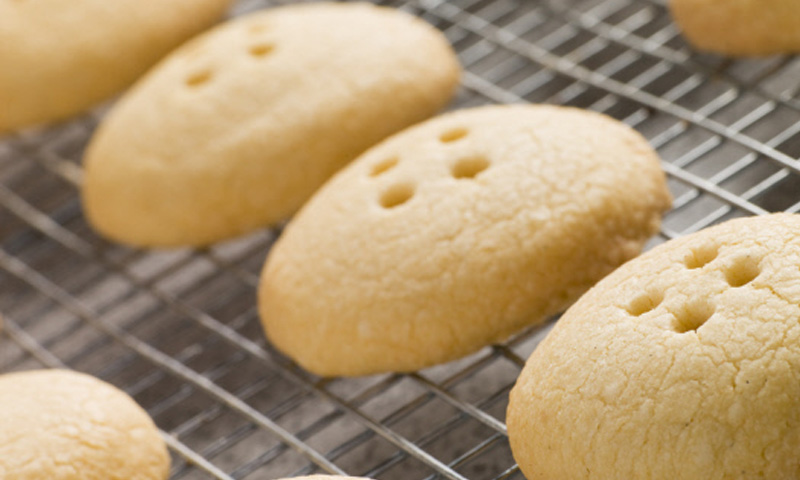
(2, 0), (800, 478)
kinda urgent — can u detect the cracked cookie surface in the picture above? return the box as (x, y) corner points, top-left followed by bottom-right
(508, 213), (800, 480)
(259, 104), (671, 377)
(0, 370), (169, 480)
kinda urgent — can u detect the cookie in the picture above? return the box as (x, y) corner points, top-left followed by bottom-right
(0, 0), (231, 133)
(0, 369), (169, 480)
(82, 2), (460, 248)
(670, 0), (800, 56)
(258, 104), (672, 377)
(508, 213), (800, 479)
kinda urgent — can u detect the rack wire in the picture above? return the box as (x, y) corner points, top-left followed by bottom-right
(2, 0), (800, 478)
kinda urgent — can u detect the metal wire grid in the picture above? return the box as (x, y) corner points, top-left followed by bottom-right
(2, 0), (800, 478)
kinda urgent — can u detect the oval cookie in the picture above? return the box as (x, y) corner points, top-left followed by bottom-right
(508, 213), (800, 479)
(0, 369), (169, 480)
(258, 104), (672, 377)
(0, 0), (231, 133)
(670, 0), (800, 56)
(82, 2), (460, 247)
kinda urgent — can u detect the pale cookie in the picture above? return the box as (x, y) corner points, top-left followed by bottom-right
(259, 104), (672, 377)
(82, 2), (460, 248)
(508, 213), (800, 479)
(670, 0), (800, 56)
(0, 369), (169, 480)
(0, 0), (232, 133)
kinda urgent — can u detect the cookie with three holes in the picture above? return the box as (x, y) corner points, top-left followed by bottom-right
(508, 213), (800, 479)
(258, 104), (672, 377)
(82, 2), (460, 247)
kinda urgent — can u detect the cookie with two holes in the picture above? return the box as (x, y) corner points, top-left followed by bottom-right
(82, 2), (460, 247)
(258, 104), (672, 377)
(508, 213), (800, 479)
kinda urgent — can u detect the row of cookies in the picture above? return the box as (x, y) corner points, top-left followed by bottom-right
(62, 2), (673, 377)
(3, 1), (800, 479)
(2, 0), (799, 135)
(2, 3), (461, 478)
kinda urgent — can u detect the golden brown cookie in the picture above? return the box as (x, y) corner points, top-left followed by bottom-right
(670, 0), (800, 56)
(0, 0), (231, 132)
(508, 213), (800, 479)
(82, 2), (460, 247)
(259, 104), (672, 377)
(0, 369), (169, 479)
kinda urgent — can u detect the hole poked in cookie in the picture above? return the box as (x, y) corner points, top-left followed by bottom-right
(370, 157), (399, 177)
(379, 182), (414, 209)
(684, 243), (718, 269)
(673, 298), (715, 333)
(452, 155), (489, 179)
(724, 255), (761, 287)
(626, 289), (664, 317)
(185, 69), (213, 87)
(248, 43), (275, 57)
(439, 127), (469, 143)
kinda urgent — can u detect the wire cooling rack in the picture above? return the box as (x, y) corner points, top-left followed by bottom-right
(2, 0), (800, 478)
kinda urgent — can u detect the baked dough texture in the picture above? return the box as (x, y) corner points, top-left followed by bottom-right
(508, 213), (800, 479)
(0, 0), (231, 133)
(259, 104), (672, 377)
(0, 369), (169, 480)
(82, 2), (460, 248)
(670, 0), (800, 56)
